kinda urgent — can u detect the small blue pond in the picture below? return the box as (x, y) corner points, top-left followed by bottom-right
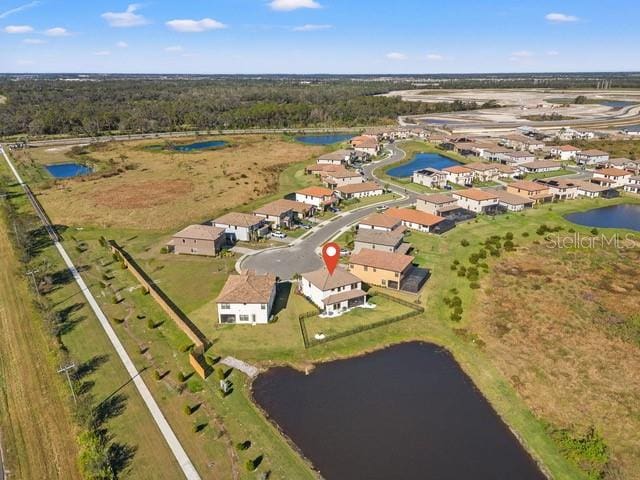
(171, 140), (227, 152)
(387, 153), (461, 178)
(599, 100), (637, 109)
(565, 204), (640, 232)
(45, 163), (92, 178)
(295, 134), (353, 145)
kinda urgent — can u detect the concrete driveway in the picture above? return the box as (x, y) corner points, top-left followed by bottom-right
(242, 143), (417, 279)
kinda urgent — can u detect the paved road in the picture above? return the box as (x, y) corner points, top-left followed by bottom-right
(1, 146), (202, 480)
(242, 144), (416, 279)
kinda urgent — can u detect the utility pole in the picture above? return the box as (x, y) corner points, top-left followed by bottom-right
(25, 269), (39, 297)
(57, 363), (77, 405)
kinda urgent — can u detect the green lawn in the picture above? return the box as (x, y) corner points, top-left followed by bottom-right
(340, 192), (398, 211)
(523, 168), (575, 180)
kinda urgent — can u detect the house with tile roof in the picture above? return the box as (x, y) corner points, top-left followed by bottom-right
(383, 207), (449, 234)
(506, 180), (553, 203)
(335, 181), (384, 200)
(576, 149), (610, 166)
(300, 267), (366, 312)
(443, 165), (474, 186)
(489, 189), (534, 212)
(591, 168), (632, 188)
(358, 213), (402, 232)
(167, 225), (226, 256)
(452, 188), (499, 213)
(295, 186), (337, 208)
(550, 145), (581, 161)
(254, 199), (295, 227)
(353, 228), (408, 254)
(216, 271), (277, 324)
(348, 249), (417, 291)
(211, 212), (269, 242)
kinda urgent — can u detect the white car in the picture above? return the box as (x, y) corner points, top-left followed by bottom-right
(376, 205), (389, 212)
(271, 231), (287, 239)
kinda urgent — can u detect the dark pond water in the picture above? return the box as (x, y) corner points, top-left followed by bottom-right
(45, 163), (92, 178)
(295, 134), (353, 145)
(599, 100), (637, 109)
(565, 204), (640, 231)
(387, 152), (461, 177)
(253, 342), (545, 480)
(421, 118), (464, 125)
(171, 140), (228, 152)
(622, 124), (640, 133)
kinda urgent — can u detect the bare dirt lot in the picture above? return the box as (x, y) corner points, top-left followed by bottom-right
(472, 243), (640, 479)
(16, 135), (325, 230)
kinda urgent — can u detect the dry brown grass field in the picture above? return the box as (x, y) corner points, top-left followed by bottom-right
(17, 135), (325, 230)
(472, 243), (640, 478)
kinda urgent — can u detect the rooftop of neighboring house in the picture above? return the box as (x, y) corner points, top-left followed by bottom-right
(359, 213), (402, 229)
(355, 228), (405, 247)
(490, 189), (535, 205)
(579, 149), (609, 156)
(573, 180), (610, 192)
(503, 151), (535, 158)
(351, 135), (379, 148)
(213, 212), (265, 228)
(296, 186), (335, 197)
(416, 193), (457, 205)
(335, 181), (382, 194)
(327, 170), (363, 179)
(594, 167), (631, 177)
(520, 160), (562, 169)
(384, 207), (446, 227)
(307, 164), (346, 173)
(494, 163), (518, 173)
(508, 180), (550, 192)
(275, 199), (314, 213)
(536, 178), (579, 189)
(414, 167), (444, 176)
(301, 266), (362, 291)
(172, 224), (226, 241)
(254, 199), (296, 217)
(323, 288), (368, 306)
(216, 271), (276, 304)
(443, 165), (473, 174)
(349, 248), (414, 273)
(318, 149), (354, 161)
(555, 144), (581, 152)
(608, 157), (635, 166)
(484, 146), (511, 154)
(465, 162), (498, 171)
(453, 188), (498, 201)
(502, 133), (542, 144)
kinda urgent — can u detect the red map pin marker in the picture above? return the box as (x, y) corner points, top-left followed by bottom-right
(322, 242), (340, 275)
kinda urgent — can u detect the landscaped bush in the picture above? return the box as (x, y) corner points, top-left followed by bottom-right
(160, 246), (169, 254)
(460, 239), (470, 247)
(180, 343), (194, 353)
(183, 405), (192, 416)
(522, 232), (530, 237)
(177, 372), (186, 382)
(547, 425), (609, 479)
(236, 440), (251, 451)
(147, 318), (156, 329)
(469, 282), (480, 289)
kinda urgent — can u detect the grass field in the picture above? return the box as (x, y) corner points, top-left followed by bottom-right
(570, 138), (640, 160)
(523, 168), (574, 180)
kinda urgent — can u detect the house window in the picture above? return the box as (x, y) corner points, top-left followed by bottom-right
(220, 304), (231, 310)
(364, 266), (368, 271)
(395, 272), (399, 278)
(382, 279), (386, 286)
(261, 304), (266, 310)
(239, 315), (250, 322)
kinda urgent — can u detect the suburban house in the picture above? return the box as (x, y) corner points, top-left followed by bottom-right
(295, 186), (336, 208)
(500, 151), (537, 165)
(550, 145), (580, 161)
(167, 224), (226, 256)
(216, 271), (277, 324)
(273, 199), (315, 219)
(576, 149), (610, 166)
(556, 127), (594, 141)
(500, 134), (545, 152)
(358, 213), (402, 232)
(536, 179), (579, 200)
(412, 168), (448, 189)
(443, 165), (474, 186)
(506, 180), (553, 203)
(384, 207), (450, 234)
(466, 162), (500, 182)
(623, 176), (640, 194)
(254, 199), (295, 228)
(212, 212), (269, 242)
(452, 188), (499, 213)
(518, 160), (562, 174)
(607, 158), (639, 172)
(348, 248), (426, 292)
(353, 228), (407, 254)
(591, 168), (632, 188)
(415, 193), (461, 216)
(483, 146), (512, 162)
(335, 182), (384, 200)
(350, 135), (380, 156)
(306, 163), (345, 176)
(574, 180), (611, 198)
(323, 169), (364, 188)
(490, 189), (534, 212)
(317, 149), (355, 166)
(299, 267), (367, 313)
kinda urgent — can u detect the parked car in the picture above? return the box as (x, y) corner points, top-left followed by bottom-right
(271, 231), (287, 239)
(340, 248), (351, 257)
(328, 206), (341, 213)
(376, 204), (389, 212)
(301, 223), (313, 230)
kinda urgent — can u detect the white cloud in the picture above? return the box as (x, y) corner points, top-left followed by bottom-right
(165, 18), (227, 32)
(102, 4), (148, 28)
(165, 45), (183, 52)
(4, 25), (33, 34)
(545, 12), (579, 23)
(93, 50), (111, 56)
(116, 41), (128, 48)
(386, 52), (408, 61)
(0, 1), (40, 20)
(45, 27), (70, 37)
(269, 0), (321, 11)
(426, 53), (444, 61)
(547, 50), (560, 56)
(23, 38), (45, 44)
(293, 24), (332, 32)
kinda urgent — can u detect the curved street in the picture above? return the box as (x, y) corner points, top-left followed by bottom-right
(242, 143), (416, 279)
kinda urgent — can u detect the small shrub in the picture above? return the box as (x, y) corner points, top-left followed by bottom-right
(180, 343), (195, 353)
(450, 312), (462, 322)
(147, 318), (156, 329)
(460, 239), (470, 247)
(236, 440), (251, 451)
(469, 282), (480, 289)
(504, 232), (514, 240)
(183, 405), (192, 416)
(177, 372), (186, 382)
(154, 370), (161, 381)
(160, 246), (169, 254)
(113, 317), (125, 324)
(590, 228), (599, 235)
(522, 232), (530, 237)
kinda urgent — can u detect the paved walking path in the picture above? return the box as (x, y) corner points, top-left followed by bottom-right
(1, 146), (201, 480)
(220, 356), (260, 379)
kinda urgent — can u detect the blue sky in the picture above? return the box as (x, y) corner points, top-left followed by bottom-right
(1, 0), (639, 73)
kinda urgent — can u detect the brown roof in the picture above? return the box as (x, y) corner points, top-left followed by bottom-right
(349, 248), (414, 273)
(491, 189), (534, 206)
(556, 145), (580, 152)
(358, 213), (401, 229)
(384, 207), (445, 227)
(273, 199), (313, 214)
(355, 228), (405, 247)
(324, 289), (367, 306)
(307, 164), (345, 173)
(351, 136), (379, 149)
(508, 180), (549, 193)
(173, 224), (225, 241)
(216, 271), (276, 304)
(574, 180), (609, 193)
(443, 165), (473, 174)
(213, 212), (264, 228)
(417, 193), (457, 205)
(594, 168), (631, 177)
(503, 151), (535, 158)
(336, 181), (383, 195)
(453, 188), (498, 201)
(579, 149), (609, 156)
(302, 266), (361, 291)
(328, 170), (363, 179)
(318, 149), (353, 161)
(520, 160), (562, 170)
(494, 164), (517, 173)
(296, 186), (334, 198)
(465, 162), (498, 171)
(254, 199), (296, 217)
